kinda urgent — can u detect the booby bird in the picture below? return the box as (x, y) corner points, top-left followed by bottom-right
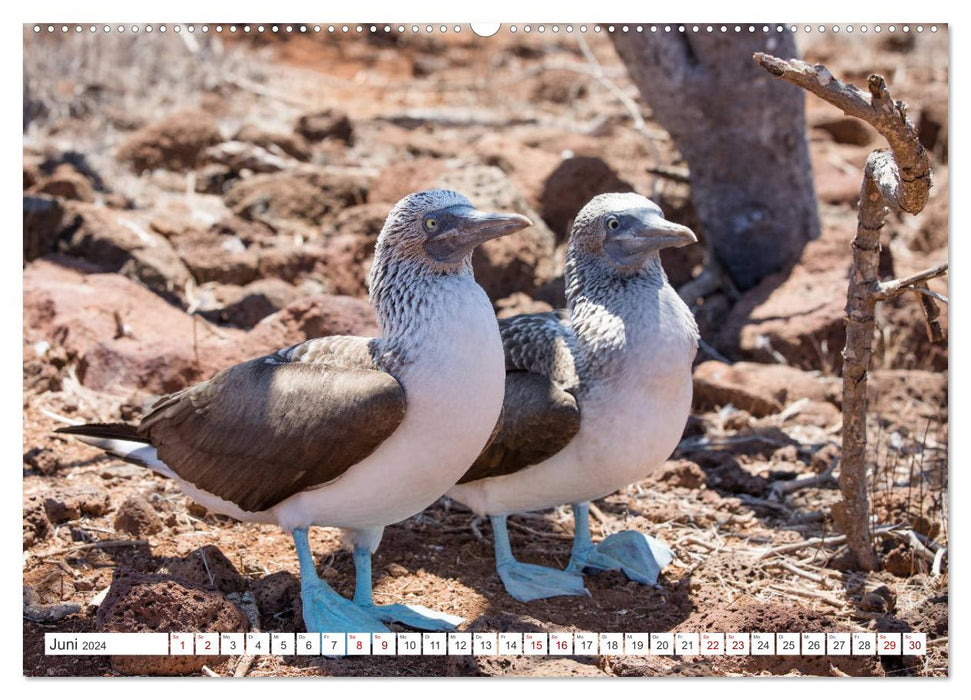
(57, 189), (531, 632)
(447, 192), (699, 602)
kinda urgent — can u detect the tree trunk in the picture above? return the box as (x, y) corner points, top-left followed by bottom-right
(612, 28), (820, 291)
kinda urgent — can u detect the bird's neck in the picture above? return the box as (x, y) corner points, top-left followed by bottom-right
(565, 252), (694, 378)
(369, 255), (480, 374)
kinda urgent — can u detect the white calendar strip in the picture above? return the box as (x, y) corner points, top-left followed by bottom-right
(44, 632), (927, 657)
(45, 633), (170, 655)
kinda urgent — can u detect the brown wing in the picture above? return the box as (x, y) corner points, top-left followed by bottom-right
(499, 310), (579, 387)
(457, 370), (579, 484)
(457, 311), (581, 485)
(138, 336), (406, 513)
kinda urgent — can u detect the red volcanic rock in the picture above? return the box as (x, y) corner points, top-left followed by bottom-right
(27, 163), (96, 202)
(113, 495), (163, 537)
(223, 166), (368, 226)
(539, 156), (634, 241)
(23, 257), (249, 394)
(57, 202), (193, 298)
(693, 361), (840, 417)
(295, 109), (354, 144)
(248, 294), (379, 349)
(96, 570), (248, 675)
(117, 109), (222, 173)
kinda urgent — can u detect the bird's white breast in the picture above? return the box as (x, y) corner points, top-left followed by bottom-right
(450, 283), (697, 516)
(269, 277), (506, 532)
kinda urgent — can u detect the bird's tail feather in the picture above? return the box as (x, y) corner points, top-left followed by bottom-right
(55, 423), (176, 479)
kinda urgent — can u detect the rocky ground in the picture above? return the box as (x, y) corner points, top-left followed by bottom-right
(22, 26), (948, 677)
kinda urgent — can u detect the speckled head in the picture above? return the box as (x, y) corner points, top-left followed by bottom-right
(569, 192), (697, 272)
(373, 189), (532, 274)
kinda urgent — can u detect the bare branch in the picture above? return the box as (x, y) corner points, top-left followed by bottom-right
(754, 53), (931, 215)
(915, 284), (946, 343)
(576, 34), (650, 136)
(909, 286), (949, 305)
(756, 53), (935, 572)
(875, 263), (949, 300)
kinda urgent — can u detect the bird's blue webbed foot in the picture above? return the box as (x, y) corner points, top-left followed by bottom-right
(491, 515), (589, 602)
(300, 576), (389, 633)
(566, 503), (674, 585)
(292, 528), (387, 633)
(351, 547), (465, 630)
(366, 603), (464, 631)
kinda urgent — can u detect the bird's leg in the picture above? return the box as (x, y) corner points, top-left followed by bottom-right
(491, 514), (589, 602)
(351, 546), (464, 631)
(566, 502), (674, 585)
(292, 527), (387, 633)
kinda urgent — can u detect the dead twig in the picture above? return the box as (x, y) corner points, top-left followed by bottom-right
(756, 53), (936, 571)
(576, 34), (650, 136)
(646, 164), (690, 183)
(39, 408), (84, 426)
(904, 530), (938, 564)
(764, 559), (826, 583)
(914, 283), (946, 342)
(507, 519), (574, 541)
(766, 583), (844, 609)
(768, 455), (838, 500)
(470, 516), (486, 544)
(23, 586), (82, 624)
(758, 524), (897, 560)
(34, 539), (149, 560)
(874, 263), (949, 300)
(228, 591), (260, 678)
(224, 74), (314, 108)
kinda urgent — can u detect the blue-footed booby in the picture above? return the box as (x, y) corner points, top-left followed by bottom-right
(448, 192), (699, 602)
(57, 189), (530, 631)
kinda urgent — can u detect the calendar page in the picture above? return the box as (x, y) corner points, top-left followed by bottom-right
(22, 9), (949, 680)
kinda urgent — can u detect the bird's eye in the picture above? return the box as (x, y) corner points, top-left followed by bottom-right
(606, 216), (620, 231)
(423, 216), (439, 233)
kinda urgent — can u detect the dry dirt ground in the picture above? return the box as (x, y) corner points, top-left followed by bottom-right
(22, 25), (948, 677)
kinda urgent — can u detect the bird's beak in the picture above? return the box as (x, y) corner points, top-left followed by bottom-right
(425, 209), (532, 262)
(605, 209), (696, 265)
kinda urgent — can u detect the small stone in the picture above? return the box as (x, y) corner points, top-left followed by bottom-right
(24, 447), (61, 475)
(252, 571), (300, 618)
(23, 495), (52, 548)
(28, 163), (96, 202)
(385, 563), (410, 577)
(295, 109), (354, 144)
(811, 443), (840, 474)
(883, 545), (917, 578)
(859, 591), (888, 614)
(649, 460), (705, 490)
(114, 495), (163, 537)
(44, 488), (111, 524)
(186, 501), (209, 518)
(116, 109), (222, 173)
